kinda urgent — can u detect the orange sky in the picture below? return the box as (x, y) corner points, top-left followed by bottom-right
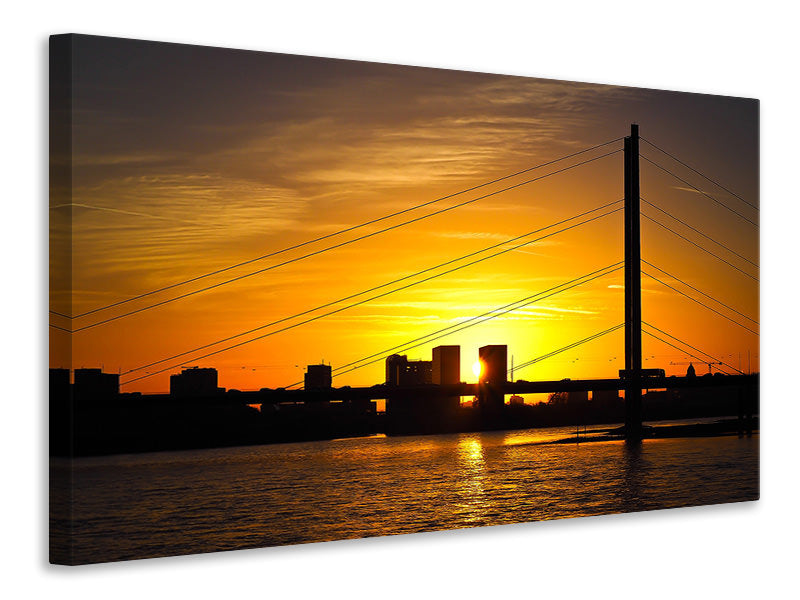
(49, 36), (759, 394)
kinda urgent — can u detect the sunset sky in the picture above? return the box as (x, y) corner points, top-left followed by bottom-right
(50, 35), (759, 395)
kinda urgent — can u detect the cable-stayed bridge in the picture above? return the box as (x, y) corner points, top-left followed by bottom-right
(50, 125), (759, 441)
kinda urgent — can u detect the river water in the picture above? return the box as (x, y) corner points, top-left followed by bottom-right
(51, 422), (759, 564)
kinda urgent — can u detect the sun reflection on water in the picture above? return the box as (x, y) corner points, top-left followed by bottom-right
(454, 435), (488, 523)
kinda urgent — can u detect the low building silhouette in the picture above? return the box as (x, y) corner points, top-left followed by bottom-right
(592, 389), (621, 411)
(661, 374), (742, 419)
(49, 368), (73, 454)
(384, 351), (458, 435)
(170, 367), (221, 398)
(403, 360), (432, 385)
(567, 390), (589, 405)
(304, 364), (332, 390)
(49, 368), (70, 402)
(74, 368), (119, 401)
(385, 354), (432, 386)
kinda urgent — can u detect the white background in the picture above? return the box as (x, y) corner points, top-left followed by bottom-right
(2, 1), (797, 597)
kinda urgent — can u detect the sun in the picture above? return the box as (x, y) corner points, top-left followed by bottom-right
(472, 360), (483, 379)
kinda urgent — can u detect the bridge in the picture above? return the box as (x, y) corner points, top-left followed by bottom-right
(149, 374), (758, 420)
(51, 125), (759, 443)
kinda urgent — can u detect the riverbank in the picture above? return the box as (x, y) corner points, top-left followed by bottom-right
(544, 417), (759, 444)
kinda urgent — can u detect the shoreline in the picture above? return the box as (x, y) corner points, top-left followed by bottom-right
(542, 417), (759, 445)
(52, 416), (759, 459)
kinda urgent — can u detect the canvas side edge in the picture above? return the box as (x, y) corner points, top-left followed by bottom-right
(48, 33), (76, 566)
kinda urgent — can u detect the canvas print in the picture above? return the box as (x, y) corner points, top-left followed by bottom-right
(49, 34), (759, 565)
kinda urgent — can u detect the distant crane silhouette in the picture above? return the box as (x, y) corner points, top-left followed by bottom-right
(670, 360), (723, 375)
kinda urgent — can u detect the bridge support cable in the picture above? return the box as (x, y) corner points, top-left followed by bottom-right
(640, 155), (758, 227)
(280, 265), (626, 389)
(641, 212), (759, 281)
(120, 205), (623, 378)
(63, 197), (624, 335)
(641, 260), (758, 325)
(642, 271), (759, 336)
(640, 137), (757, 211)
(509, 323), (625, 376)
(57, 141), (624, 323)
(641, 198), (758, 268)
(641, 324), (742, 375)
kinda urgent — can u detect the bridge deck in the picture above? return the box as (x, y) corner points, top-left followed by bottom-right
(120, 374), (758, 405)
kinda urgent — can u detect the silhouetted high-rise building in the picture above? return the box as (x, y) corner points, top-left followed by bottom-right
(478, 345), (507, 414)
(431, 345), (462, 428)
(74, 368), (119, 401)
(432, 345), (460, 385)
(385, 354), (406, 386)
(304, 364), (332, 390)
(479, 345), (507, 384)
(170, 367), (220, 397)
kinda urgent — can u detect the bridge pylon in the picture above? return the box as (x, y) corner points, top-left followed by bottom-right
(624, 124), (643, 440)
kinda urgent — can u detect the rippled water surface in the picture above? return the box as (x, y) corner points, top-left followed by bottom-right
(52, 424), (759, 564)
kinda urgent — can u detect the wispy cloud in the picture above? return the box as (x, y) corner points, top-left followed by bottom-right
(607, 284), (664, 295)
(50, 203), (207, 225)
(436, 230), (511, 241)
(672, 186), (704, 195)
(531, 305), (599, 315)
(71, 152), (177, 167)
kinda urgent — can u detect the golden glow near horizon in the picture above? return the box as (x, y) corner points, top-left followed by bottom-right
(49, 39), (759, 394)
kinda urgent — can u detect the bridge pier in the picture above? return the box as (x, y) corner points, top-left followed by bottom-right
(624, 378), (643, 441)
(737, 383), (758, 437)
(477, 382), (504, 429)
